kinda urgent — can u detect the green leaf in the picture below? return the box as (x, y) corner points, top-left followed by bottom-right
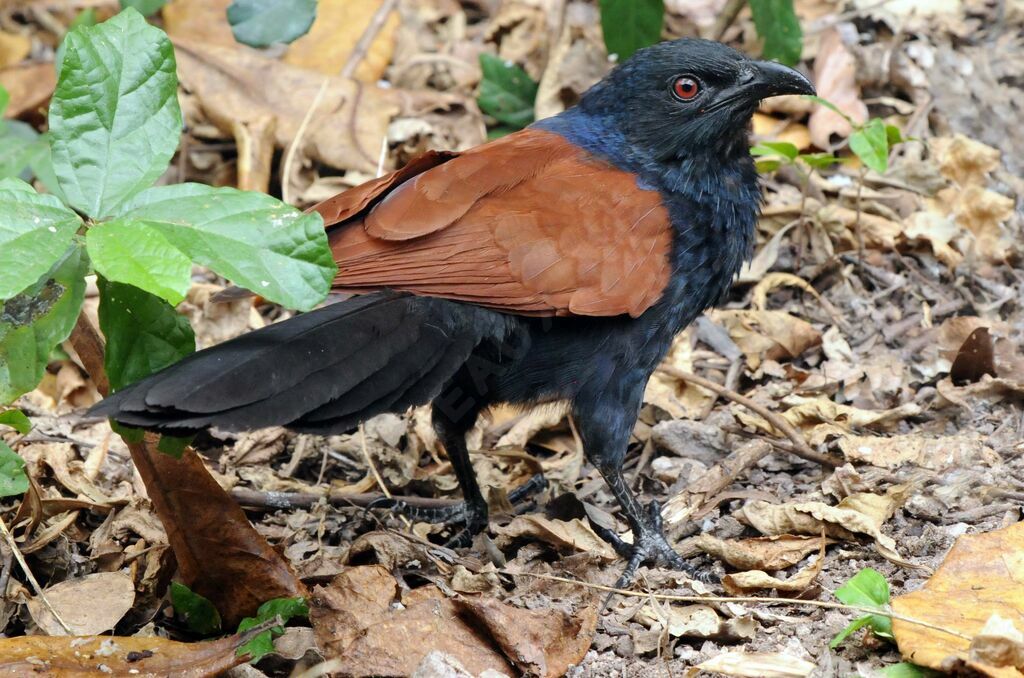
(829, 614), (873, 649)
(0, 245), (88, 404)
(111, 420), (145, 443)
(750, 141), (799, 160)
(749, 0), (803, 66)
(0, 441), (28, 498)
(49, 8), (182, 218)
(0, 84), (8, 117)
(0, 181), (82, 299)
(598, 0), (664, 61)
(120, 0), (169, 17)
(87, 220), (192, 305)
(849, 118), (889, 174)
(0, 409), (31, 434)
(117, 184), (336, 311)
(477, 54), (538, 130)
(156, 434), (192, 459)
(97, 278), (195, 393)
(227, 0), (317, 48)
(755, 158), (782, 173)
(800, 152), (841, 170)
(831, 567), (893, 646)
(886, 124), (905, 146)
(70, 8), (99, 29)
(879, 663), (942, 677)
(236, 596), (308, 662)
(0, 120), (41, 181)
(171, 582), (222, 635)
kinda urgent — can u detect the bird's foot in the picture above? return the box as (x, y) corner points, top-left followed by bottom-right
(590, 500), (715, 589)
(367, 473), (547, 548)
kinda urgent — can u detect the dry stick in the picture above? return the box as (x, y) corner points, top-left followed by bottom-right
(339, 0), (399, 79)
(0, 515), (73, 634)
(508, 570), (971, 642)
(359, 424), (412, 529)
(658, 366), (841, 468)
(280, 77), (329, 206)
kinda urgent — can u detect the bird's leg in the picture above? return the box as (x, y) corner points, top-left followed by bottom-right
(574, 385), (704, 587)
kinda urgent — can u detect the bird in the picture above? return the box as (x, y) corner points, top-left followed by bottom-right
(90, 38), (814, 584)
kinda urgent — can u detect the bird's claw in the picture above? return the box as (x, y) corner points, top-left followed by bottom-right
(590, 500), (716, 591)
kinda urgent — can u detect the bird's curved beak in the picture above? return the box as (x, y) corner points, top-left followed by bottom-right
(747, 60), (816, 99)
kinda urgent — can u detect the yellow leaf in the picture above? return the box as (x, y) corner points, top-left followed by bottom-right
(284, 0), (400, 82)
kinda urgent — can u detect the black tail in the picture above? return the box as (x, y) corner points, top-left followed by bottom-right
(89, 293), (510, 435)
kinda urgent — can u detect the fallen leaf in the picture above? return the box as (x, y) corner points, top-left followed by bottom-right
(0, 62), (57, 118)
(695, 651), (817, 677)
(735, 485), (916, 566)
(493, 515), (617, 560)
(694, 534), (831, 571)
(892, 522), (1024, 676)
(635, 603), (756, 641)
(0, 31), (31, 69)
(722, 538), (826, 594)
(970, 615), (1024, 671)
(737, 397), (922, 446)
(534, 2), (607, 119)
(646, 330), (715, 419)
(932, 134), (1002, 187)
(27, 573), (135, 636)
(163, 0), (236, 47)
(457, 596), (597, 677)
(284, 0), (400, 81)
(0, 632), (249, 676)
(173, 38), (471, 175)
(809, 28), (868, 148)
(837, 433), (1000, 470)
(713, 310), (821, 370)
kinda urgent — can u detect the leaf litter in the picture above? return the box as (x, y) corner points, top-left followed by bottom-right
(0, 0), (1022, 676)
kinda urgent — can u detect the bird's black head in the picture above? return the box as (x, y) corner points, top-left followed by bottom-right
(579, 39), (815, 163)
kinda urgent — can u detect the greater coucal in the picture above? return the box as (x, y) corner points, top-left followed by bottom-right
(92, 39), (814, 582)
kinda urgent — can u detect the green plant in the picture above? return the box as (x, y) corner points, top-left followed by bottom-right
(171, 582), (223, 636)
(830, 567), (895, 648)
(477, 54), (539, 138)
(805, 96), (907, 174)
(120, 0), (168, 17)
(236, 596), (309, 662)
(228, 0), (318, 47)
(0, 9), (336, 448)
(748, 0), (802, 66)
(599, 0), (664, 61)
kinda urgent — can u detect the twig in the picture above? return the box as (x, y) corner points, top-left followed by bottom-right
(340, 0), (398, 79)
(658, 366), (841, 468)
(0, 514), (73, 634)
(710, 0), (747, 41)
(280, 77), (329, 206)
(230, 487), (461, 511)
(359, 425), (411, 529)
(506, 570), (972, 641)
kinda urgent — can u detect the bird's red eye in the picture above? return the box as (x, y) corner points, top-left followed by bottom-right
(672, 76), (700, 100)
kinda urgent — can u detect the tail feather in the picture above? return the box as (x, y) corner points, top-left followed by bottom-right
(90, 293), (510, 434)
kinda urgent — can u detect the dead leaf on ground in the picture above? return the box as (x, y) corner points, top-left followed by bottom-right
(0, 632), (250, 677)
(713, 310), (822, 370)
(285, 0), (400, 81)
(27, 573), (135, 636)
(0, 31), (31, 69)
(693, 651), (817, 677)
(645, 330), (715, 419)
(735, 484), (916, 566)
(722, 538), (827, 594)
(892, 522), (1024, 676)
(0, 62), (55, 117)
(809, 28), (869, 148)
(635, 603), (756, 642)
(173, 39), (475, 176)
(694, 534), (832, 571)
(493, 515), (618, 560)
(970, 615), (1024, 672)
(837, 433), (1000, 470)
(163, 0), (236, 47)
(738, 398), (922, 446)
(310, 565), (595, 677)
(534, 2), (608, 119)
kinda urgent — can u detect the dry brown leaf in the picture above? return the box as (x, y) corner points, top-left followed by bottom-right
(808, 28), (868, 148)
(311, 565), (595, 677)
(493, 515), (617, 560)
(284, 0), (400, 81)
(970, 615), (1024, 671)
(933, 134), (1002, 187)
(646, 330), (715, 418)
(737, 397), (922, 445)
(694, 651), (817, 677)
(0, 61), (56, 118)
(694, 534), (831, 571)
(903, 209), (963, 266)
(713, 310), (821, 370)
(837, 433), (1000, 470)
(173, 38), (471, 175)
(635, 603), (755, 641)
(735, 484), (915, 566)
(0, 632), (248, 676)
(163, 0), (236, 47)
(892, 522), (1024, 676)
(0, 31), (30, 69)
(495, 402), (569, 448)
(722, 538), (826, 594)
(27, 573), (135, 636)
(457, 596), (598, 677)
(534, 2), (608, 119)
(752, 113), (811, 150)
(817, 203), (903, 251)
(945, 184), (1016, 262)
